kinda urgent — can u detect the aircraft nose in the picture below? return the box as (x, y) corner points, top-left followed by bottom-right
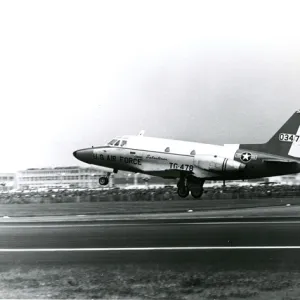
(73, 149), (93, 163)
(73, 151), (78, 159)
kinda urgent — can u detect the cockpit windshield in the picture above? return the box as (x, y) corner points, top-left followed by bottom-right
(107, 139), (117, 146)
(107, 137), (128, 147)
(120, 140), (127, 147)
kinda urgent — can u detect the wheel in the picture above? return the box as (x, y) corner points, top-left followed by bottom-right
(190, 188), (204, 199)
(99, 176), (109, 186)
(177, 186), (189, 198)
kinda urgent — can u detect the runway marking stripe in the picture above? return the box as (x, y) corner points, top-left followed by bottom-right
(1, 220), (300, 228)
(183, 221), (300, 225)
(1, 246), (300, 251)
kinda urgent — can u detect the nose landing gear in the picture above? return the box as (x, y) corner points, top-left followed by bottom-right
(99, 176), (109, 185)
(99, 172), (111, 186)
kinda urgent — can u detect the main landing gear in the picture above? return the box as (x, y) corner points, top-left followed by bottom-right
(177, 176), (205, 199)
(190, 188), (204, 199)
(177, 184), (190, 198)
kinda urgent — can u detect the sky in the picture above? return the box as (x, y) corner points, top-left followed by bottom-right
(0, 0), (300, 172)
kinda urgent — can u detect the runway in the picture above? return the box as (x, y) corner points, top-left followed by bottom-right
(2, 218), (300, 269)
(3, 218), (300, 248)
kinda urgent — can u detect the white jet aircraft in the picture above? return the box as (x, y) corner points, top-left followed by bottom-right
(73, 110), (300, 198)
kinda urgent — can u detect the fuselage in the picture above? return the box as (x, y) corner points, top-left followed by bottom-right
(73, 135), (300, 181)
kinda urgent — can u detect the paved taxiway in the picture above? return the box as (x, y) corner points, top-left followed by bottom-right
(2, 217), (300, 269)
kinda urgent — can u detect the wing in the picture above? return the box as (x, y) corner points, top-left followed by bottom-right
(143, 167), (218, 179)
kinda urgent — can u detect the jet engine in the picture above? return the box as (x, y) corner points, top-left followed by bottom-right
(194, 155), (245, 172)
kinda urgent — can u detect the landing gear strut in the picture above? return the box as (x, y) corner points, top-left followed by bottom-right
(177, 173), (189, 198)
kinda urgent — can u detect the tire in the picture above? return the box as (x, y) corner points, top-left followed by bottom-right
(190, 189), (204, 199)
(99, 177), (109, 186)
(177, 186), (189, 198)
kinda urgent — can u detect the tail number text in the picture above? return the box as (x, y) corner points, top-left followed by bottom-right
(169, 163), (193, 171)
(279, 133), (300, 142)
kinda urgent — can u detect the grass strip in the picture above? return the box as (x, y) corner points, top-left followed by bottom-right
(0, 198), (298, 217)
(0, 265), (299, 299)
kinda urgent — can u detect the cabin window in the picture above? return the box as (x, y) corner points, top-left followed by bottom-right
(114, 140), (120, 146)
(190, 150), (196, 155)
(120, 140), (127, 147)
(165, 147), (170, 153)
(108, 139), (117, 146)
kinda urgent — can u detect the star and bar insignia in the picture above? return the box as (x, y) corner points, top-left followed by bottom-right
(240, 152), (252, 163)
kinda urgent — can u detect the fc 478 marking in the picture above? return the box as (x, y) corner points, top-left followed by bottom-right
(169, 163), (193, 171)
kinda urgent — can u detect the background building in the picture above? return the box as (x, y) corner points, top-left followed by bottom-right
(15, 166), (176, 190)
(0, 173), (16, 191)
(16, 166), (106, 190)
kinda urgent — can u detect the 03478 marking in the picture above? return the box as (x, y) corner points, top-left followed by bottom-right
(279, 133), (300, 142)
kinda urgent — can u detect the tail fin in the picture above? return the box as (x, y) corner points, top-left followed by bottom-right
(240, 110), (300, 158)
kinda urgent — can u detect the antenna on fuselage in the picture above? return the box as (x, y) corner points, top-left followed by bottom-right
(138, 130), (145, 136)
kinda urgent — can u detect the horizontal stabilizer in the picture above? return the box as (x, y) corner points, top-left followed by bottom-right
(262, 158), (297, 164)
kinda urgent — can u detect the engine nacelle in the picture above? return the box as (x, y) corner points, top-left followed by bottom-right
(194, 155), (245, 172)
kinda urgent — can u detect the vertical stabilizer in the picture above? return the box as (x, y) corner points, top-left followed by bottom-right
(240, 110), (300, 159)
